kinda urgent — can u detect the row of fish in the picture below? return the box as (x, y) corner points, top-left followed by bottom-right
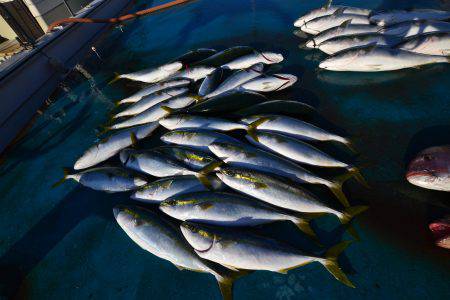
(294, 2), (450, 72)
(55, 47), (368, 298)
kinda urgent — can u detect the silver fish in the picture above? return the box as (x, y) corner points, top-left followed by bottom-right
(208, 142), (352, 207)
(217, 167), (367, 223)
(159, 114), (246, 131)
(180, 222), (355, 287)
(294, 5), (371, 27)
(370, 9), (450, 26)
(113, 87), (188, 118)
(74, 123), (159, 170)
(396, 32), (450, 56)
(319, 45), (449, 71)
(170, 66), (216, 81)
(306, 22), (380, 48)
(160, 192), (317, 238)
(204, 63), (263, 98)
(116, 78), (191, 105)
(244, 131), (367, 187)
(131, 175), (224, 203)
(53, 167), (147, 192)
(221, 52), (283, 70)
(120, 149), (198, 177)
(152, 145), (220, 171)
(301, 13), (370, 35)
(380, 20), (450, 38)
(317, 33), (400, 55)
(198, 67), (230, 97)
(115, 61), (183, 83)
(114, 206), (239, 299)
(240, 74), (298, 92)
(241, 114), (352, 149)
(161, 129), (242, 153)
(110, 95), (197, 130)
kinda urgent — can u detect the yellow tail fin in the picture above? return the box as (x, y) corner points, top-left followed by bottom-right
(52, 168), (71, 188)
(347, 166), (370, 188)
(108, 72), (121, 85)
(326, 172), (354, 208)
(246, 117), (270, 142)
(216, 276), (233, 300)
(320, 240), (355, 288)
(293, 218), (322, 246)
(339, 205), (369, 225)
(198, 161), (223, 175)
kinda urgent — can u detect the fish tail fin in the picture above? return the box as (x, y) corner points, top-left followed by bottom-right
(130, 132), (138, 146)
(161, 106), (175, 114)
(108, 72), (121, 85)
(196, 174), (213, 190)
(215, 275), (234, 300)
(319, 241), (355, 288)
(96, 125), (112, 137)
(326, 172), (354, 208)
(346, 166), (370, 188)
(52, 167), (71, 188)
(292, 217), (321, 245)
(198, 161), (223, 175)
(246, 117), (270, 142)
(193, 95), (204, 103)
(339, 205), (369, 225)
(341, 138), (357, 153)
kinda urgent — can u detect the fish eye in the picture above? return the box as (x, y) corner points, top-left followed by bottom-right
(423, 155), (433, 161)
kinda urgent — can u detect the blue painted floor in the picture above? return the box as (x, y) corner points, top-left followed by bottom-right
(0, 0), (449, 299)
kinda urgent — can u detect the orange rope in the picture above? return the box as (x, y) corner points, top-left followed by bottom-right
(47, 0), (195, 32)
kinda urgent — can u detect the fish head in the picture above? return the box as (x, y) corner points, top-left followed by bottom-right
(160, 131), (181, 144)
(272, 74), (298, 90)
(208, 142), (240, 159)
(319, 48), (360, 70)
(429, 216), (450, 249)
(305, 39), (316, 48)
(293, 17), (305, 27)
(113, 205), (148, 229)
(119, 149), (136, 166)
(406, 146), (450, 191)
(159, 114), (188, 129)
(159, 196), (201, 219)
(260, 52), (284, 64)
(180, 222), (215, 252)
(162, 61), (183, 72)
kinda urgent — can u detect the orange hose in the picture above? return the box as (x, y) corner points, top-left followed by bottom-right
(47, 0), (195, 32)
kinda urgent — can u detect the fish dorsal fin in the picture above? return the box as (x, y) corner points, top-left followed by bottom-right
(332, 7), (346, 16)
(338, 19), (352, 28)
(323, 0), (333, 9)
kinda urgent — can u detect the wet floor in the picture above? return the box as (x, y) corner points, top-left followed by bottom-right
(0, 0), (449, 299)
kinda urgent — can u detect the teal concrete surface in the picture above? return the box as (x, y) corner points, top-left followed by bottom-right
(0, 0), (449, 299)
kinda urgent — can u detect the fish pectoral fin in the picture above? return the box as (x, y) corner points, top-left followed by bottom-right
(174, 264), (185, 271)
(277, 261), (312, 274)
